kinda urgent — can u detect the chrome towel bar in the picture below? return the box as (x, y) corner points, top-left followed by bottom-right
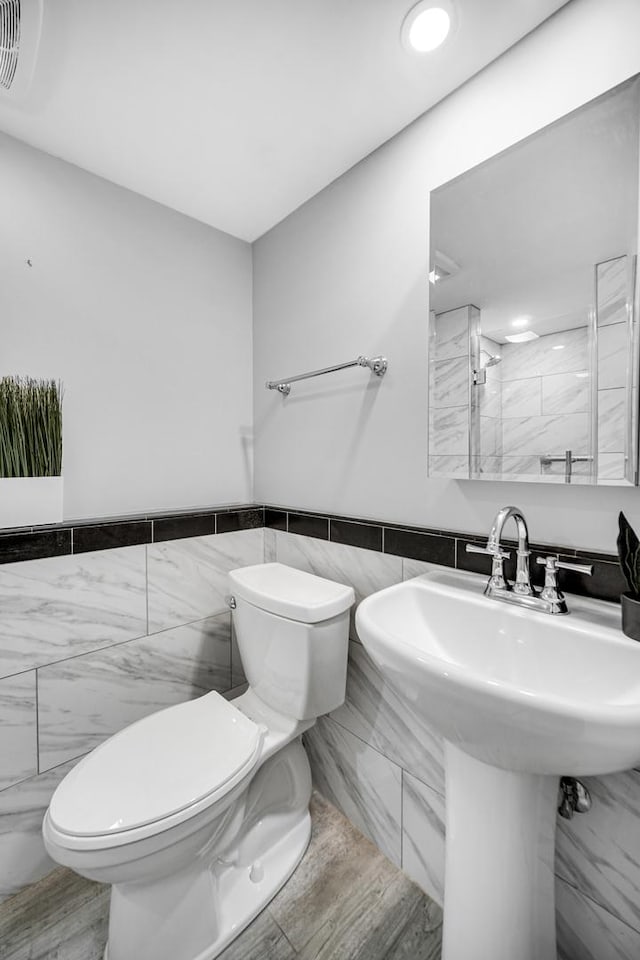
(266, 355), (388, 397)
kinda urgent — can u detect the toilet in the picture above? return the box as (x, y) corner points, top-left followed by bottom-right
(42, 562), (354, 960)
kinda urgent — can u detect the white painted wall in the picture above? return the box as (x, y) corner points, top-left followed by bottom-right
(253, 0), (640, 552)
(2, 134), (253, 521)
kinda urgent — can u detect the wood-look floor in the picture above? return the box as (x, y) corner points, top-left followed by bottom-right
(0, 792), (442, 960)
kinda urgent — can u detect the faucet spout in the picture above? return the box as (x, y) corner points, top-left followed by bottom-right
(487, 506), (533, 596)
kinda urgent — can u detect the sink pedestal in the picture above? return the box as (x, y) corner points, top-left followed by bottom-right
(442, 742), (558, 960)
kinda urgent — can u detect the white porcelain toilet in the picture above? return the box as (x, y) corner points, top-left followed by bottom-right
(42, 562), (354, 960)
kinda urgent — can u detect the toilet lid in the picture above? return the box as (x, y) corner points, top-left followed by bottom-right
(48, 692), (263, 837)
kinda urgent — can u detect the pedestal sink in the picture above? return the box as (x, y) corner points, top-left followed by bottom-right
(355, 568), (640, 960)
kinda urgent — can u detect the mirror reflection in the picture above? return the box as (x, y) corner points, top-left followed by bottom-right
(428, 75), (640, 484)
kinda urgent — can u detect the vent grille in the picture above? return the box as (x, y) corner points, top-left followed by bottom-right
(0, 0), (20, 91)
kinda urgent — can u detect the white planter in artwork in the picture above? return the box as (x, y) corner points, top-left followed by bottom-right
(0, 477), (64, 528)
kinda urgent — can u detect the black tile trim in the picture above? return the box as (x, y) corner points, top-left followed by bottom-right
(73, 521), (152, 555)
(216, 508), (264, 534)
(0, 528), (71, 564)
(287, 512), (329, 540)
(153, 513), (216, 543)
(330, 519), (382, 552)
(0, 501), (623, 606)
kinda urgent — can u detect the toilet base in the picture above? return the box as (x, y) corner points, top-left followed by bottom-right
(104, 812), (310, 960)
(102, 738), (313, 960)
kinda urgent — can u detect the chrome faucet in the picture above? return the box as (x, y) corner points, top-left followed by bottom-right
(466, 505), (593, 614)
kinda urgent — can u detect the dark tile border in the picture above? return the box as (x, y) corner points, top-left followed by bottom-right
(0, 501), (623, 605)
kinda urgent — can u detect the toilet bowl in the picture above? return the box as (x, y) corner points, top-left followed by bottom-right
(42, 562), (354, 960)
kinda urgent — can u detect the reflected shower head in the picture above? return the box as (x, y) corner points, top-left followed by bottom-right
(480, 349), (502, 368)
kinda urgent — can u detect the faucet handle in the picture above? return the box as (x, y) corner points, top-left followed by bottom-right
(466, 542), (511, 560)
(536, 556), (593, 576)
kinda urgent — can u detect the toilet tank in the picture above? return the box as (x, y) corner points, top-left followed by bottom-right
(228, 563), (355, 721)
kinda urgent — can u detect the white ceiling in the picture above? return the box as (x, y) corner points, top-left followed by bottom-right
(0, 0), (568, 241)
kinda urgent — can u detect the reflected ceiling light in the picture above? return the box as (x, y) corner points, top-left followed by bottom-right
(401, 2), (452, 53)
(511, 315), (532, 329)
(504, 331), (539, 343)
(551, 344), (565, 351)
(575, 371), (589, 379)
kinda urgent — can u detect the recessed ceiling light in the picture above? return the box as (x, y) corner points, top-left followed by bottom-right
(504, 331), (539, 343)
(511, 315), (532, 329)
(401, 2), (452, 53)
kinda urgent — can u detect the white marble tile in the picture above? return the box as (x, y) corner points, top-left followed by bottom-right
(0, 673), (37, 791)
(330, 642), (444, 794)
(598, 453), (627, 482)
(501, 328), (588, 382)
(499, 456), (542, 476)
(264, 528), (277, 563)
(479, 416), (501, 457)
(598, 322), (628, 390)
(402, 772), (445, 907)
(542, 373), (589, 415)
(477, 379), (502, 419)
(502, 412), (589, 458)
(430, 406), (468, 456)
(38, 613), (232, 771)
(555, 770), (640, 936)
(230, 620), (246, 688)
(432, 357), (469, 408)
(428, 455), (468, 478)
(0, 547), (147, 679)
(0, 758), (78, 902)
(598, 388), (626, 454)
(273, 532), (402, 643)
(597, 256), (628, 327)
(433, 307), (469, 362)
(147, 529), (263, 632)
(501, 378), (542, 418)
(403, 559), (444, 581)
(556, 877), (640, 960)
(303, 715), (402, 866)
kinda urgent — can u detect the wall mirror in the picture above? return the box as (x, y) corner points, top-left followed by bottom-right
(428, 75), (640, 485)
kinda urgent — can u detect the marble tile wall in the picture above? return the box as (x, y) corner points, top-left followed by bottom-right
(0, 528), (263, 902)
(596, 256), (629, 482)
(267, 531), (640, 958)
(428, 306), (475, 477)
(499, 327), (593, 480)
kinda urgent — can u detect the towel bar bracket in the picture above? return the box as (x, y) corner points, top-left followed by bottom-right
(266, 354), (388, 397)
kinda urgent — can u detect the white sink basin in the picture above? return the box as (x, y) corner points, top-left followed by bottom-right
(356, 567), (639, 775)
(355, 567), (639, 960)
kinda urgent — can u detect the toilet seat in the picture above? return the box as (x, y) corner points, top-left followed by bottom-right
(46, 692), (264, 850)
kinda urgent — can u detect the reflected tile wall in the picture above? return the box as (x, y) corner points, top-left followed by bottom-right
(0, 547), (148, 679)
(596, 256), (628, 327)
(501, 328), (588, 381)
(38, 613), (231, 771)
(433, 306), (469, 362)
(432, 357), (468, 408)
(0, 673), (37, 791)
(598, 323), (628, 391)
(501, 378), (541, 418)
(428, 455), (468, 478)
(542, 373), (589, 416)
(430, 407), (469, 456)
(502, 413), (589, 458)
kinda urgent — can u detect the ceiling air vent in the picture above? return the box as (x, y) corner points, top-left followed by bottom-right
(0, 0), (42, 98)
